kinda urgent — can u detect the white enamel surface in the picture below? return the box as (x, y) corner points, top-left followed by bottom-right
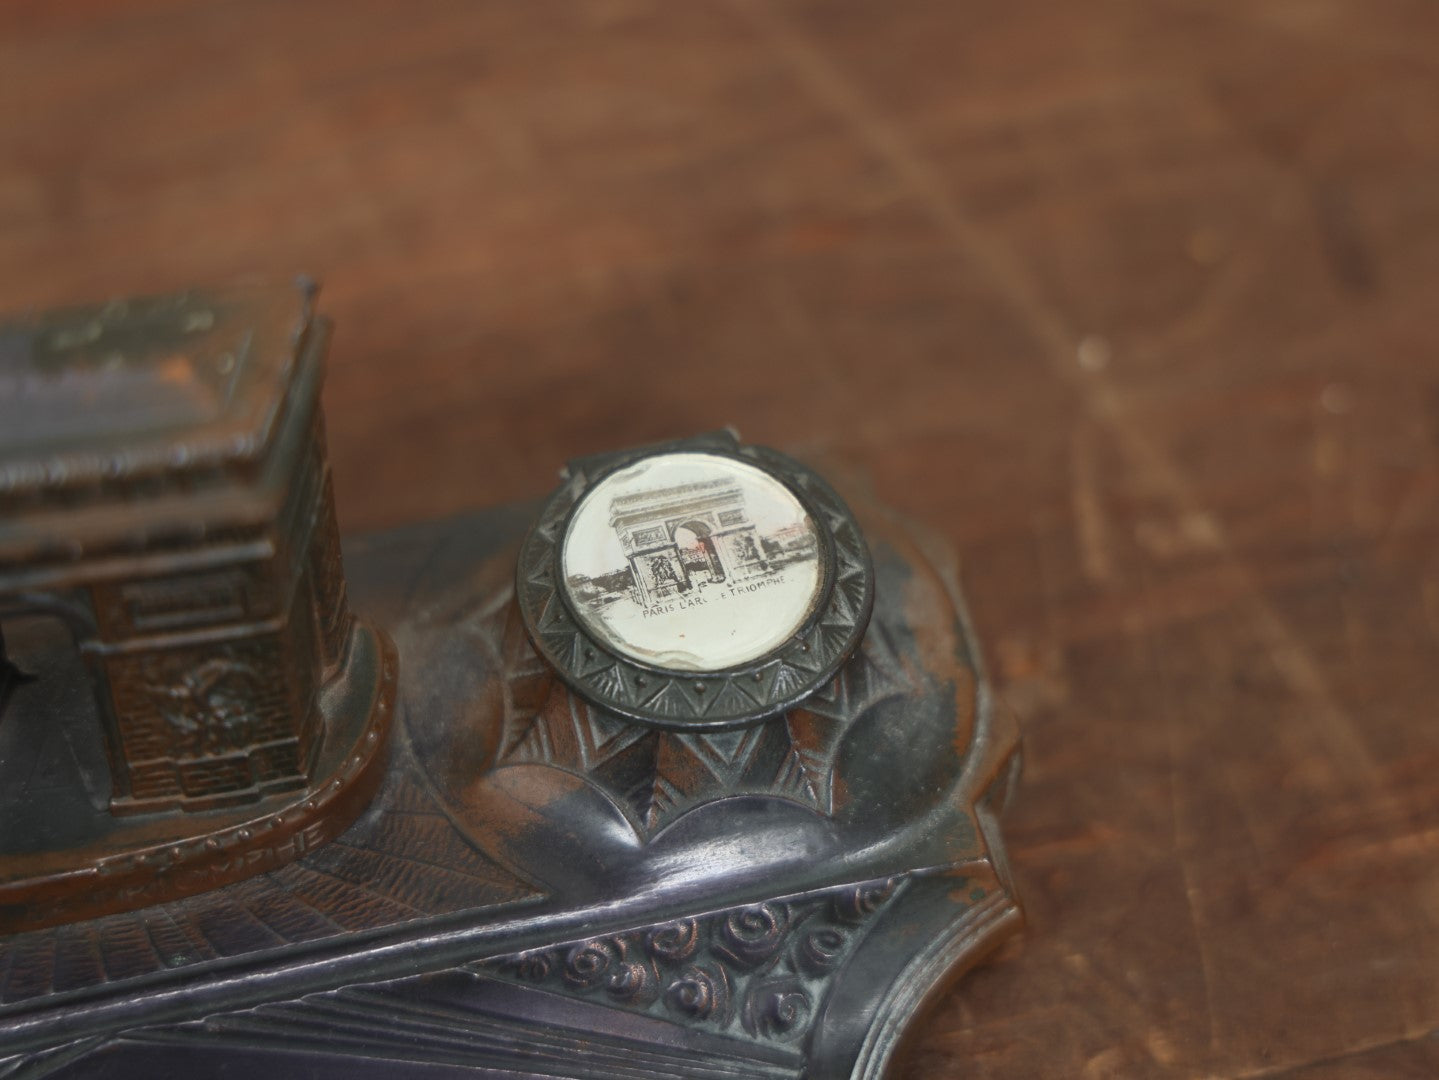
(561, 452), (823, 672)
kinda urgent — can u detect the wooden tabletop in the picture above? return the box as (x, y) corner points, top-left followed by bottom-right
(4, 2), (1438, 1075)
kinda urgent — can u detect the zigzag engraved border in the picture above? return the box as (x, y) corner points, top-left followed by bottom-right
(516, 439), (875, 730)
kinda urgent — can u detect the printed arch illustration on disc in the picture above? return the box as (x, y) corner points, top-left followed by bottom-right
(561, 452), (824, 672)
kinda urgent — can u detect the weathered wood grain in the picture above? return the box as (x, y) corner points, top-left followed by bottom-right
(3, 1), (1437, 1075)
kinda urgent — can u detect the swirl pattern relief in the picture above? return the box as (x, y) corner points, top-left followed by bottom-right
(475, 877), (907, 1044)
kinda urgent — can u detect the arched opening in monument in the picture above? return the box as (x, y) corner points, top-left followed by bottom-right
(0, 610), (115, 853)
(673, 521), (726, 585)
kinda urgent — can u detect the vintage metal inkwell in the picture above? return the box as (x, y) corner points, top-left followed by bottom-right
(0, 284), (1021, 1079)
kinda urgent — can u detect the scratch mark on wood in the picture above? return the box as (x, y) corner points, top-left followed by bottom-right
(1221, 1024), (1439, 1079)
(1138, 611), (1220, 1059)
(1070, 422), (1115, 584)
(1127, 237), (1260, 362)
(1377, 467), (1439, 562)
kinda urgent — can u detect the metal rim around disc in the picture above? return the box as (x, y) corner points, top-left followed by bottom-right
(516, 434), (875, 730)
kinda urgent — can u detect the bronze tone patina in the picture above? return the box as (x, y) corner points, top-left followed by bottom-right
(0, 286), (1020, 1079)
(0, 284), (395, 933)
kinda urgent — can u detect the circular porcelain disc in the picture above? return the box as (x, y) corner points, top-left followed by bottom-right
(561, 452), (823, 672)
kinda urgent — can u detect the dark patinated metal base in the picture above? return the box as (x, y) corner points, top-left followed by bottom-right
(0, 478), (1020, 1079)
(0, 620), (396, 935)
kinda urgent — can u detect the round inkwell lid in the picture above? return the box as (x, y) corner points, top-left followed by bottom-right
(517, 434), (875, 729)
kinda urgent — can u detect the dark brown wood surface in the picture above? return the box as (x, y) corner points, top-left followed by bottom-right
(3, 2), (1438, 1076)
